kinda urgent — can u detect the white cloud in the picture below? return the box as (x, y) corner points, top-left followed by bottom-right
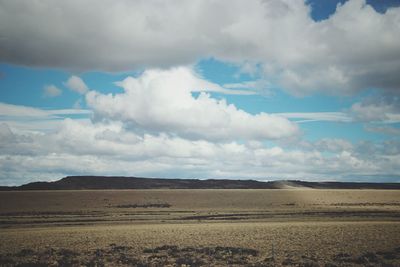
(64, 75), (89, 94)
(0, 102), (91, 133)
(0, 102), (50, 117)
(0, 123), (16, 143)
(0, 102), (91, 118)
(275, 112), (352, 123)
(223, 80), (272, 96)
(46, 109), (92, 116)
(86, 67), (299, 141)
(314, 138), (354, 153)
(1, 118), (399, 185)
(354, 140), (400, 159)
(289, 138), (354, 154)
(351, 100), (400, 123)
(43, 84), (62, 97)
(364, 125), (400, 135)
(0, 102), (399, 185)
(0, 0), (399, 96)
(276, 103), (400, 125)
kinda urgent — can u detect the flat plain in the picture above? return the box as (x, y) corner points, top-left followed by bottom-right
(1, 189), (400, 266)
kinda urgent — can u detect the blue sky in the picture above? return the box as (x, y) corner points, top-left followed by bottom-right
(0, 0), (399, 185)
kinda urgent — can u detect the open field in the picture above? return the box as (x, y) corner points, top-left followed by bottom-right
(1, 189), (400, 266)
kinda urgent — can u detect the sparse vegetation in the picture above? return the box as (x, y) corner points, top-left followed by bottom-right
(1, 189), (399, 266)
(114, 203), (171, 208)
(1, 245), (399, 266)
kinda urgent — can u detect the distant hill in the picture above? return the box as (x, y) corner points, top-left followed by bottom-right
(0, 176), (399, 190)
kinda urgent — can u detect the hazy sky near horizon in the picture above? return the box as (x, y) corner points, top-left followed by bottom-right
(0, 0), (400, 185)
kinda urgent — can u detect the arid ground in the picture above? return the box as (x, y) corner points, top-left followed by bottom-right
(1, 189), (400, 266)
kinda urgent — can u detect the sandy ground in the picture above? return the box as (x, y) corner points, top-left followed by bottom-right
(0, 189), (399, 266)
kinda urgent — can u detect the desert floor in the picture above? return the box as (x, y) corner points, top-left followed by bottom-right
(0, 189), (399, 266)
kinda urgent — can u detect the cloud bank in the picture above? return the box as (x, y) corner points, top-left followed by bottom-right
(0, 0), (399, 96)
(1, 118), (399, 186)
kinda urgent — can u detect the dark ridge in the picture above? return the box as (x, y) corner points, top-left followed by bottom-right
(0, 186), (17, 191)
(0, 176), (399, 190)
(16, 176), (278, 190)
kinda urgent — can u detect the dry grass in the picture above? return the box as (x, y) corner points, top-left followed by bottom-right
(0, 189), (399, 266)
(1, 189), (400, 212)
(1, 222), (400, 266)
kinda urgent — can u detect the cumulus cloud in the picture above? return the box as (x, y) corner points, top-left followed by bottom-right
(284, 138), (355, 155)
(354, 140), (400, 158)
(0, 0), (399, 96)
(43, 84), (62, 97)
(86, 67), (299, 141)
(64, 75), (89, 94)
(314, 138), (353, 153)
(0, 118), (399, 185)
(1, 101), (399, 185)
(364, 125), (400, 135)
(0, 123), (16, 143)
(350, 94), (400, 123)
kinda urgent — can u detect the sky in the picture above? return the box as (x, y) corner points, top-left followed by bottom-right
(0, 0), (400, 185)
